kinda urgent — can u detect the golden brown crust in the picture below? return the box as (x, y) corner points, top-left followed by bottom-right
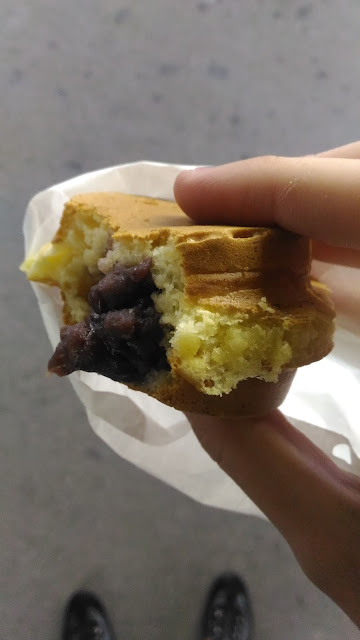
(130, 370), (297, 417)
(54, 192), (193, 241)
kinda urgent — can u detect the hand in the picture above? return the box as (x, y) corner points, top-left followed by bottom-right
(174, 141), (360, 628)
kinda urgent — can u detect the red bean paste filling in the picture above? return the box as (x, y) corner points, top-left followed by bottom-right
(48, 258), (170, 383)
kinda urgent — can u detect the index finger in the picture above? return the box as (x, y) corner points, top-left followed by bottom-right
(174, 156), (360, 250)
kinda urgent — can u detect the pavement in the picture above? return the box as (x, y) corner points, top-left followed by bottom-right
(1, 1), (359, 638)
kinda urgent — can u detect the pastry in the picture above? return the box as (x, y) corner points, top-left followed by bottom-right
(22, 192), (335, 416)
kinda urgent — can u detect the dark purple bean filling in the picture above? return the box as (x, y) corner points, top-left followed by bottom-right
(48, 258), (170, 383)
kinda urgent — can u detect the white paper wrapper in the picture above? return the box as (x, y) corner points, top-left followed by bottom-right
(23, 162), (360, 516)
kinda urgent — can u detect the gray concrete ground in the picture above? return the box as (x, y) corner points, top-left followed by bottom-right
(1, 1), (359, 638)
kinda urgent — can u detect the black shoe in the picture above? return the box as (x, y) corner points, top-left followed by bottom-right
(199, 573), (254, 640)
(61, 590), (116, 640)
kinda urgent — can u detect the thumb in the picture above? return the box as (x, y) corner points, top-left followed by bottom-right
(174, 156), (360, 250)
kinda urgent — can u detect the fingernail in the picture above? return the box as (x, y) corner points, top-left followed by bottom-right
(178, 165), (214, 180)
(195, 164), (213, 170)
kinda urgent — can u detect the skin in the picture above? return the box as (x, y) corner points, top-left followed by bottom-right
(173, 141), (360, 628)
